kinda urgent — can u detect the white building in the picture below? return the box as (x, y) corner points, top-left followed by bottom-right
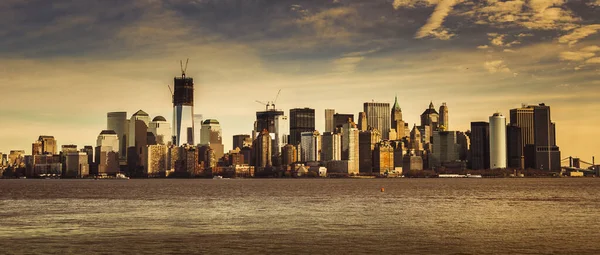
(96, 130), (120, 175)
(128, 110), (150, 148)
(200, 119), (222, 145)
(489, 113), (507, 169)
(149, 116), (172, 145)
(342, 121), (360, 174)
(274, 115), (289, 156)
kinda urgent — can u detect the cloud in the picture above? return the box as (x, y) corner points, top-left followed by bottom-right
(580, 46), (600, 53)
(415, 0), (461, 39)
(490, 34), (506, 46)
(483, 60), (511, 73)
(332, 48), (380, 73)
(558, 25), (600, 46)
(477, 45), (489, 49)
(559, 51), (595, 62)
(586, 57), (600, 64)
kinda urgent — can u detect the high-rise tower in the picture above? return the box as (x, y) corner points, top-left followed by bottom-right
(439, 102), (449, 130)
(172, 59), (195, 146)
(391, 96), (405, 139)
(364, 102), (390, 139)
(489, 113), (507, 169)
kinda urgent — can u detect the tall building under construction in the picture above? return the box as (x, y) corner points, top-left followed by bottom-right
(172, 60), (195, 146)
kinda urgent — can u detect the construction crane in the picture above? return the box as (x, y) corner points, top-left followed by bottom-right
(180, 58), (189, 77)
(255, 89), (282, 111)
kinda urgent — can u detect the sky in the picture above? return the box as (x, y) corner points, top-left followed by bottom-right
(0, 0), (599, 163)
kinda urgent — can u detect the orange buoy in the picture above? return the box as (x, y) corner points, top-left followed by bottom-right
(381, 187), (385, 192)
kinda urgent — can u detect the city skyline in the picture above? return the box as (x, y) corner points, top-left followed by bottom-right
(0, 0), (599, 161)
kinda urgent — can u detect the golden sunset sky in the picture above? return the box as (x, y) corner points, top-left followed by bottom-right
(0, 0), (599, 162)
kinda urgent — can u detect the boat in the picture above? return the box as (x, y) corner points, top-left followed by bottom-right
(213, 175), (223, 179)
(116, 173), (130, 180)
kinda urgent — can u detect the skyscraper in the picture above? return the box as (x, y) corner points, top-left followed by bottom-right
(373, 140), (394, 175)
(253, 130), (272, 169)
(35, 136), (57, 155)
(300, 131), (321, 162)
(107, 112), (128, 159)
(430, 131), (459, 169)
(289, 108), (315, 146)
(233, 134), (252, 150)
(321, 132), (341, 161)
(506, 123), (523, 169)
(149, 116), (171, 145)
(256, 109), (284, 133)
(364, 102), (391, 139)
(359, 129), (382, 173)
(193, 114), (203, 145)
(333, 113), (354, 130)
(410, 125), (423, 151)
(524, 104), (561, 171)
(65, 152), (89, 178)
(439, 102), (449, 130)
(127, 111), (149, 174)
(96, 130), (120, 175)
(358, 112), (368, 131)
(325, 109), (335, 133)
(200, 119), (224, 159)
(274, 115), (289, 156)
(391, 96), (405, 140)
(420, 102), (439, 140)
(470, 122), (490, 170)
(282, 144), (298, 166)
(342, 119), (360, 174)
(172, 63), (195, 146)
(489, 113), (507, 169)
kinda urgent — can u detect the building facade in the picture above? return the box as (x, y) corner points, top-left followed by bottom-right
(289, 108), (315, 146)
(325, 109), (335, 133)
(470, 122), (490, 170)
(321, 132), (342, 161)
(489, 113), (507, 169)
(300, 131), (321, 162)
(107, 112), (128, 159)
(364, 102), (391, 139)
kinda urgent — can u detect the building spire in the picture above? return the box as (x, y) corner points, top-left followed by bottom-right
(429, 101), (434, 109)
(393, 94), (401, 111)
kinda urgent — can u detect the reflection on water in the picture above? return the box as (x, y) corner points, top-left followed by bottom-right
(1, 179), (599, 254)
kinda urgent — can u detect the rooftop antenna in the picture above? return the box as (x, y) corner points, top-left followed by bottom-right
(180, 58), (189, 77)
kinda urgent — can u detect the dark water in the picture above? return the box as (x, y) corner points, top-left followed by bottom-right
(1, 179), (599, 254)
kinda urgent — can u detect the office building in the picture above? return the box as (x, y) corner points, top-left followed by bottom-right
(410, 125), (423, 151)
(325, 109), (335, 133)
(358, 112), (368, 131)
(373, 140), (394, 175)
(95, 130), (121, 175)
(172, 65), (195, 146)
(489, 113), (507, 169)
(8, 150), (26, 168)
(233, 135), (252, 150)
(200, 119), (224, 159)
(33, 136), (57, 155)
(321, 132), (342, 161)
(456, 131), (470, 161)
(403, 153), (423, 172)
(507, 124), (523, 169)
(253, 130), (272, 169)
(439, 102), (449, 130)
(256, 109), (284, 134)
(524, 104), (561, 171)
(127, 111), (149, 173)
(107, 112), (129, 159)
(359, 129), (382, 173)
(146, 144), (168, 176)
(300, 131), (321, 162)
(342, 120), (360, 174)
(282, 144), (298, 166)
(391, 96), (406, 140)
(193, 114), (203, 145)
(430, 131), (459, 169)
(65, 152), (89, 178)
(274, 115), (289, 156)
(334, 113), (354, 130)
(289, 108), (315, 146)
(364, 102), (391, 139)
(470, 122), (490, 170)
(149, 116), (171, 145)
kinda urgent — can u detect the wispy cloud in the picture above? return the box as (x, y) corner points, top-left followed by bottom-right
(415, 0), (461, 40)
